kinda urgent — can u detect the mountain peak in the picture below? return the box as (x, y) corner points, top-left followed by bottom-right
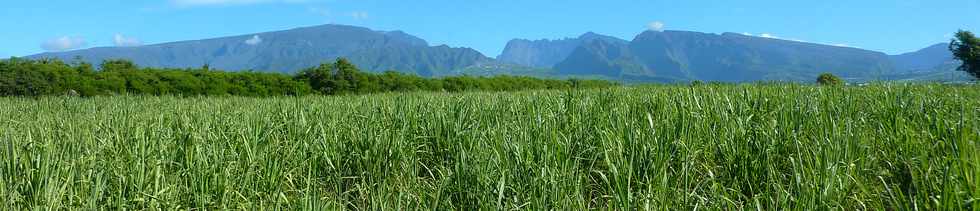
(579, 32), (601, 38)
(497, 32), (628, 68)
(925, 43), (950, 50)
(579, 32), (627, 43)
(383, 30), (429, 46)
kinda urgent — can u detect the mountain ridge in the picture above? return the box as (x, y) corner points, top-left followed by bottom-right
(26, 24), (963, 82)
(550, 30), (899, 82)
(889, 43), (955, 72)
(496, 32), (628, 68)
(29, 24), (490, 76)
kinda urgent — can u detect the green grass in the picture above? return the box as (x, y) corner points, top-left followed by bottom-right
(1, 84), (978, 210)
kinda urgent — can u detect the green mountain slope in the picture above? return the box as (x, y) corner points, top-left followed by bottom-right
(28, 24), (490, 76)
(554, 30), (897, 82)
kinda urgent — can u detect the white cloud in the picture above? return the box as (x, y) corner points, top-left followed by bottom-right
(41, 36), (87, 52)
(171, 0), (309, 7)
(245, 35), (262, 45)
(756, 33), (810, 42)
(350, 11), (369, 20)
(745, 32), (858, 48)
(113, 34), (143, 47)
(647, 21), (665, 32)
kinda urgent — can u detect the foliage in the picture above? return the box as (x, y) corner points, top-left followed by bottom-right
(0, 58), (615, 97)
(0, 58), (311, 96)
(294, 58), (617, 95)
(950, 30), (980, 80)
(1, 84), (977, 209)
(816, 73), (844, 85)
(690, 80), (704, 86)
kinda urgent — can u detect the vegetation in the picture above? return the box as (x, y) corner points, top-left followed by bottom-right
(690, 80), (704, 86)
(950, 30), (980, 80)
(0, 58), (616, 97)
(1, 84), (977, 210)
(816, 73), (844, 85)
(293, 58), (609, 95)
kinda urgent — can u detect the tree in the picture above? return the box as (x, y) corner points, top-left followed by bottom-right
(816, 73), (844, 86)
(332, 58), (361, 93)
(100, 59), (138, 72)
(296, 63), (336, 94)
(950, 30), (980, 80)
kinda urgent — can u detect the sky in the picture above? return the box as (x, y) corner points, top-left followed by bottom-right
(2, 0), (978, 58)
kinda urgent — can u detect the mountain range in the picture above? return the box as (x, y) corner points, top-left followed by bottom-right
(29, 25), (490, 76)
(28, 24), (963, 82)
(549, 31), (900, 82)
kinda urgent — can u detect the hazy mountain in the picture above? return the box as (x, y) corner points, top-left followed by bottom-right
(496, 32), (628, 68)
(553, 39), (642, 77)
(889, 43), (955, 72)
(880, 63), (972, 82)
(28, 24), (490, 76)
(25, 24), (968, 82)
(554, 30), (897, 82)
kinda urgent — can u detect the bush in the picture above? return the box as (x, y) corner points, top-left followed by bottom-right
(0, 58), (617, 97)
(816, 73), (844, 86)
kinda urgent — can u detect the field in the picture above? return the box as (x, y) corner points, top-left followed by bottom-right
(1, 84), (978, 210)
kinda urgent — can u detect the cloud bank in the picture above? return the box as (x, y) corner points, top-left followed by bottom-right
(647, 21), (665, 32)
(113, 34), (143, 47)
(41, 36), (87, 52)
(245, 35), (262, 45)
(747, 32), (853, 48)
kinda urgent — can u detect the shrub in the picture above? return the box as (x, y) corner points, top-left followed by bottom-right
(816, 73), (844, 86)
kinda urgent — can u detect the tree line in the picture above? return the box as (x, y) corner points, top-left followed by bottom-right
(0, 57), (616, 97)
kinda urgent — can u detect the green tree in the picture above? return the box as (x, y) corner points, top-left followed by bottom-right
(816, 73), (844, 86)
(949, 30), (980, 80)
(100, 59), (138, 72)
(332, 58), (362, 94)
(296, 63), (335, 94)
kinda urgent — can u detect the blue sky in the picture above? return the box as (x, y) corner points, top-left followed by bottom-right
(2, 0), (978, 58)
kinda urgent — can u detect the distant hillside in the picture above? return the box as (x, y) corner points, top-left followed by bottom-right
(553, 38), (640, 77)
(889, 43), (955, 72)
(554, 31), (896, 82)
(24, 24), (972, 82)
(878, 62), (969, 82)
(28, 24), (490, 76)
(497, 32), (628, 68)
